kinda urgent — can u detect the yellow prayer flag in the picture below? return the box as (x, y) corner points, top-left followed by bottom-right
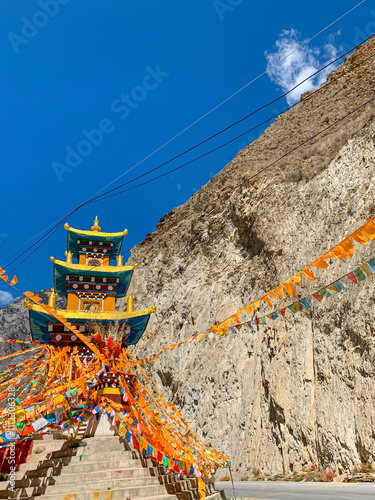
(361, 220), (375, 241)
(274, 285), (285, 298)
(300, 267), (316, 281)
(310, 258), (329, 269)
(9, 275), (18, 286)
(282, 279), (296, 297)
(261, 295), (273, 308)
(338, 238), (354, 258)
(291, 273), (301, 285)
(330, 246), (346, 259)
(350, 229), (368, 245)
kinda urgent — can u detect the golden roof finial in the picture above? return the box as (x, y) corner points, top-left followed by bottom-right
(91, 216), (101, 232)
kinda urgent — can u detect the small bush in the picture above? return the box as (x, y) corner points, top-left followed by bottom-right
(320, 469), (336, 482)
(252, 467), (261, 477)
(0, 472), (7, 481)
(240, 476), (248, 481)
(33, 447), (43, 454)
(352, 461), (374, 474)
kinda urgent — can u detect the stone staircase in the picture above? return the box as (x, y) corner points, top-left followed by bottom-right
(0, 435), (223, 499)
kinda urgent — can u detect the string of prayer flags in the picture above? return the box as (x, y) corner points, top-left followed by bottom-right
(137, 255), (375, 364)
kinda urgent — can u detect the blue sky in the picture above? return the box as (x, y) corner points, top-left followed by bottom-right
(0, 0), (373, 306)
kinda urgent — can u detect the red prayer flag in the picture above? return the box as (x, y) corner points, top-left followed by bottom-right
(346, 271), (358, 284)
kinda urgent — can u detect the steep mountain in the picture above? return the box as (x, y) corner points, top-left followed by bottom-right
(1, 38), (375, 477)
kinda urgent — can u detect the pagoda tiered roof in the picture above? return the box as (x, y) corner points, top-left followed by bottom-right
(64, 222), (128, 260)
(25, 300), (156, 346)
(24, 217), (155, 348)
(50, 258), (136, 298)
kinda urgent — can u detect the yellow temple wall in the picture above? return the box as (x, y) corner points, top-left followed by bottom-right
(78, 254), (110, 266)
(67, 293), (79, 311)
(104, 295), (116, 311)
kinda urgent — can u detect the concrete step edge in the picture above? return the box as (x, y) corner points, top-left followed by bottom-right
(16, 483), (175, 499)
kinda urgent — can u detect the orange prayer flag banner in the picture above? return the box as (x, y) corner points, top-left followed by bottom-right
(234, 313), (240, 323)
(292, 273), (302, 285)
(253, 300), (260, 313)
(0, 275), (9, 282)
(330, 246), (346, 259)
(9, 275), (18, 286)
(300, 267), (316, 281)
(350, 229), (368, 245)
(338, 238), (354, 258)
(310, 258), (329, 269)
(361, 220), (375, 241)
(282, 279), (296, 297)
(229, 317), (235, 326)
(321, 252), (334, 260)
(261, 295), (273, 308)
(274, 285), (285, 299)
(267, 290), (277, 300)
(245, 304), (253, 315)
(223, 321), (229, 334)
(0, 267), (6, 276)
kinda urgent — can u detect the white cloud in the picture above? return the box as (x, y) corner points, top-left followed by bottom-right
(177, 183), (181, 192)
(266, 30), (341, 105)
(0, 290), (14, 308)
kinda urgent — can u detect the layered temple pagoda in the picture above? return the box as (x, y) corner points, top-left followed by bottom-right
(24, 217), (155, 348)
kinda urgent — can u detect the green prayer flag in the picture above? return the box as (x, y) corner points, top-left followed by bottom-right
(319, 288), (332, 298)
(353, 267), (367, 282)
(15, 397), (20, 405)
(162, 456), (169, 468)
(16, 421), (25, 431)
(287, 304), (297, 314)
(260, 316), (267, 325)
(71, 388), (77, 396)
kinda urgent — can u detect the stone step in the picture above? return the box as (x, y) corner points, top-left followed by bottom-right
(53, 466), (157, 484)
(69, 450), (133, 463)
(17, 457), (143, 473)
(25, 493), (178, 500)
(15, 464), (160, 482)
(63, 457), (152, 473)
(35, 475), (163, 494)
(4, 482), (177, 499)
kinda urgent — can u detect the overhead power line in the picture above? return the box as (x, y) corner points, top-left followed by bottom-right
(2, 1), (367, 265)
(5, 35), (375, 273)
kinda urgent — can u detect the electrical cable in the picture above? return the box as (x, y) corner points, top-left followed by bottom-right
(5, 34), (375, 273)
(74, 35), (375, 205)
(2, 1), (367, 263)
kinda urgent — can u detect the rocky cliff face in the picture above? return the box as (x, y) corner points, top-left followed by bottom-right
(1, 39), (375, 477)
(122, 39), (375, 477)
